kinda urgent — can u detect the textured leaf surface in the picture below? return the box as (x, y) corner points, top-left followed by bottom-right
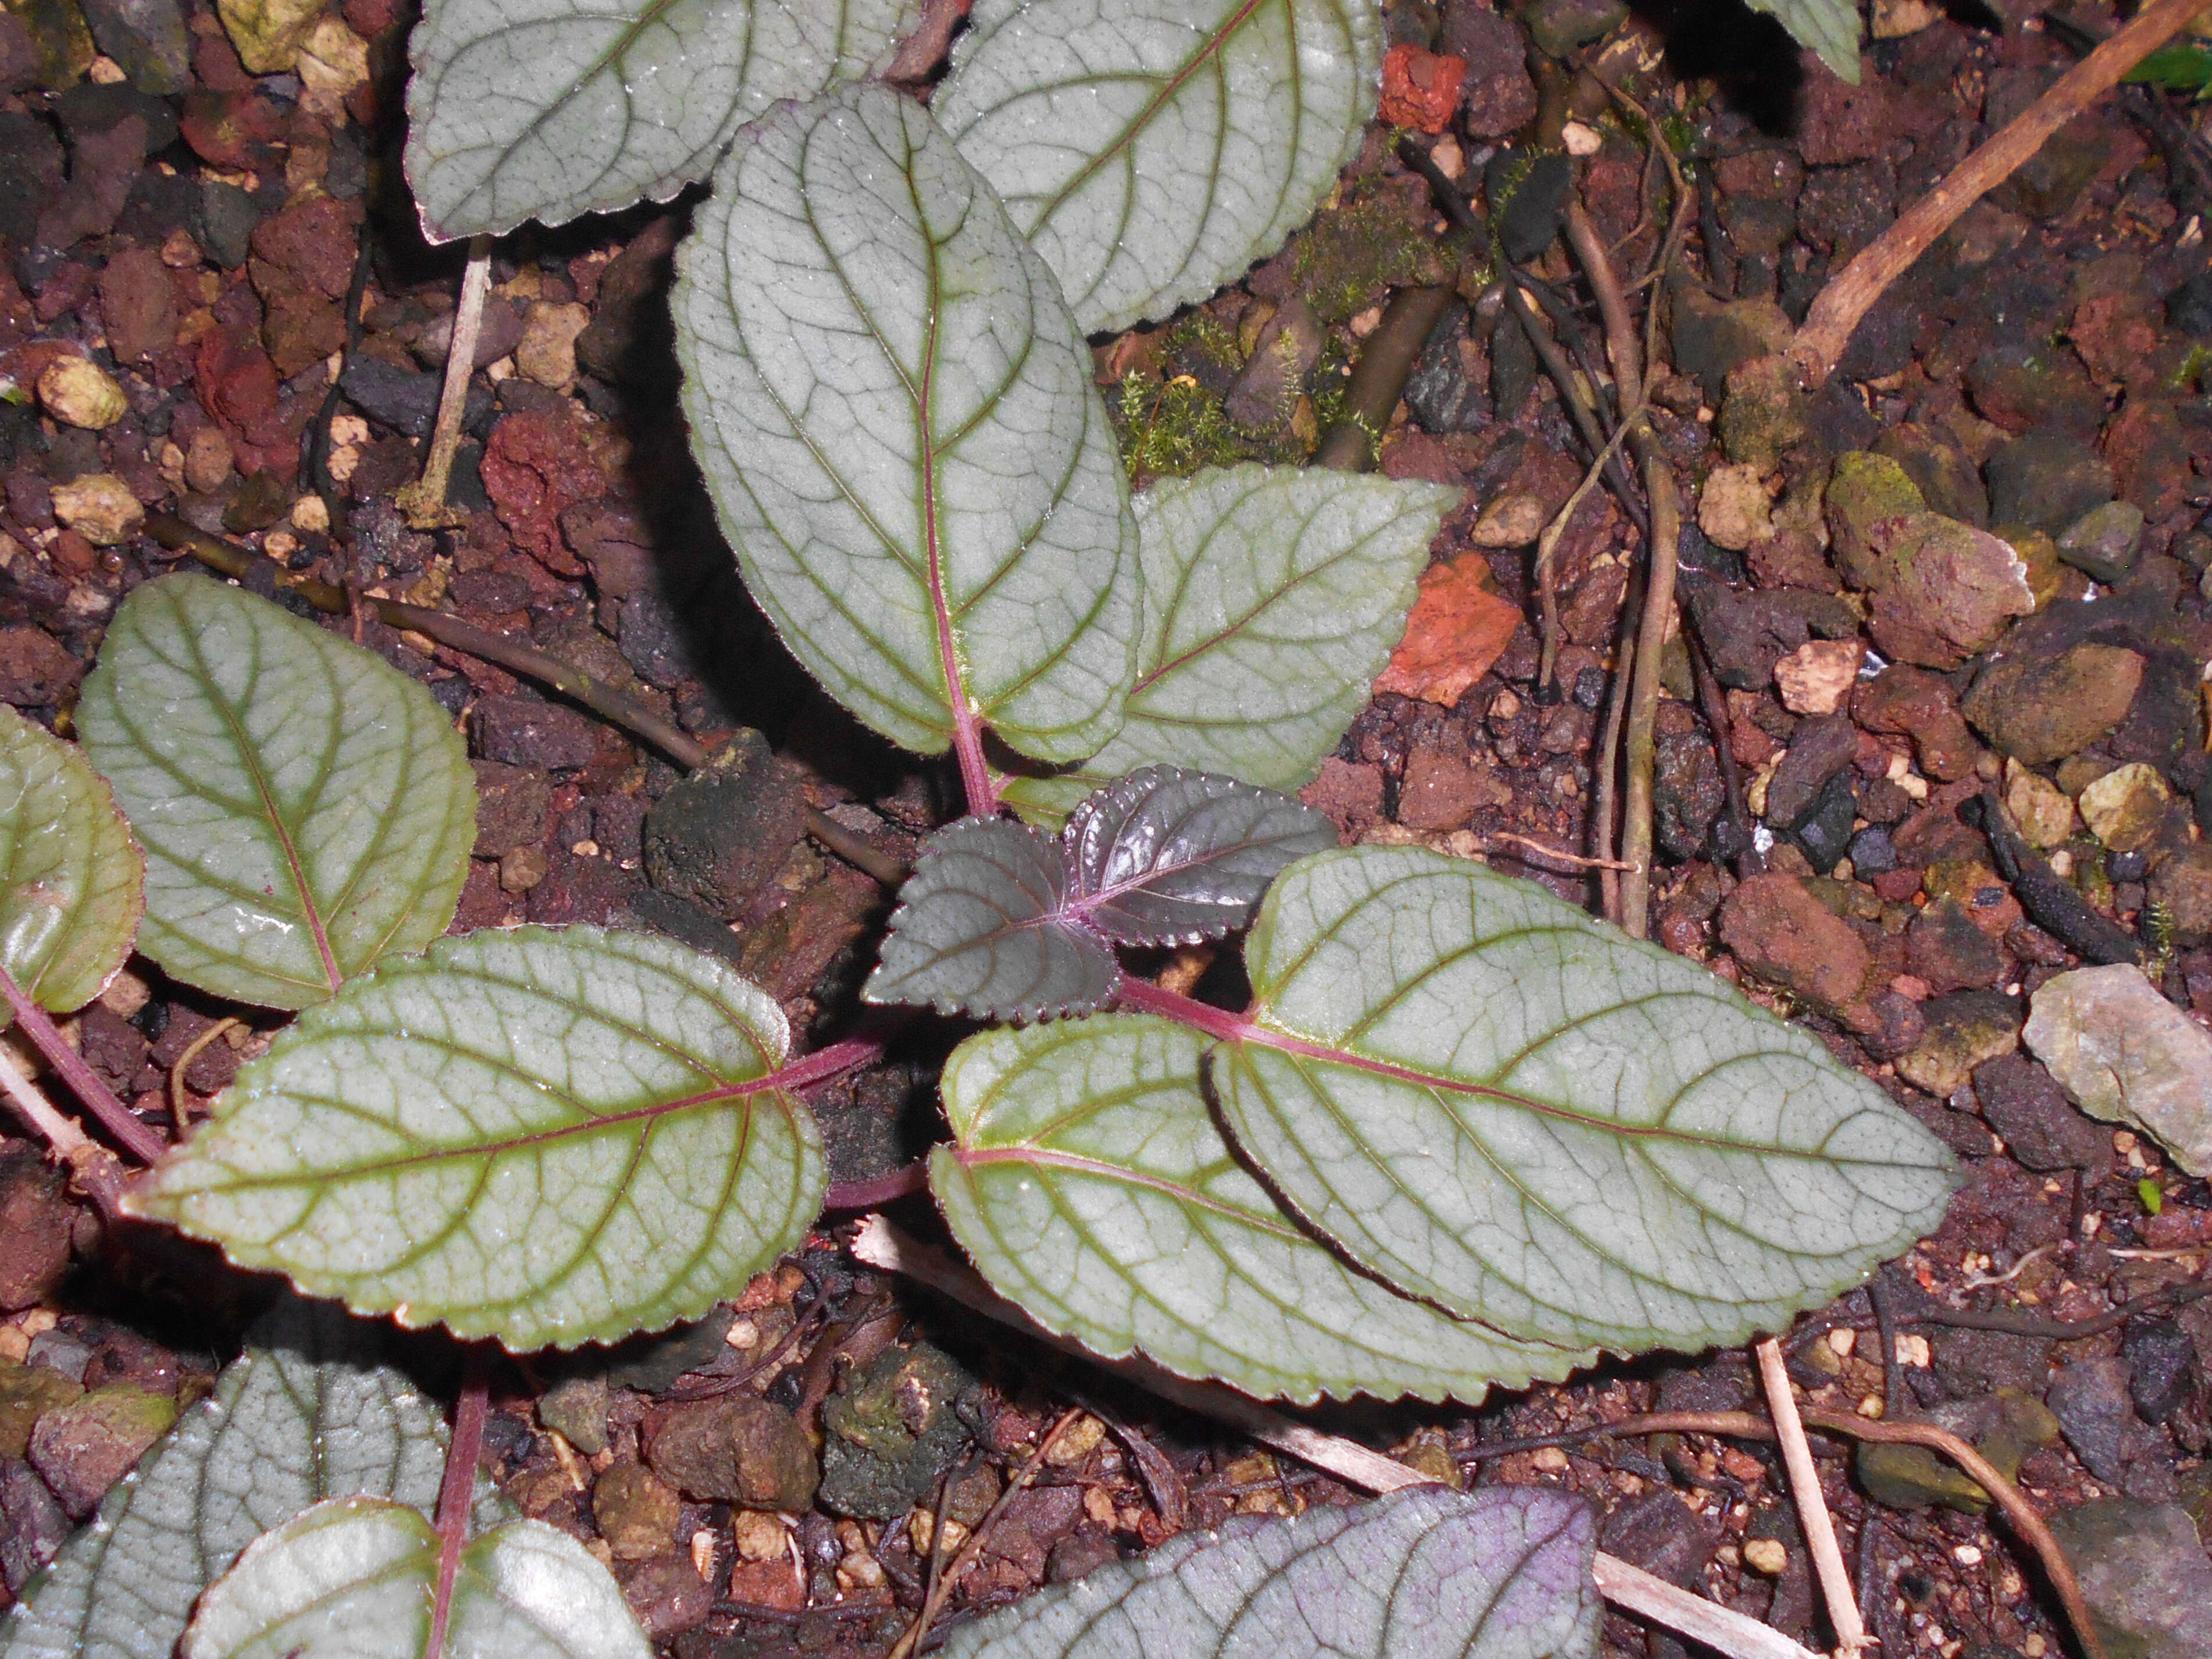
(865, 818), (1119, 1021)
(2, 1298), (506, 1659)
(932, 1017), (1590, 1403)
(407, 0), (918, 240)
(1220, 848), (1958, 1351)
(129, 927), (823, 1350)
(76, 576), (474, 1010)
(1003, 467), (1452, 824)
(675, 84), (1139, 764)
(1748, 0), (1859, 81)
(0, 705), (141, 1016)
(935, 0), (1385, 334)
(184, 1499), (645, 1659)
(939, 1484), (1600, 1659)
(1064, 766), (1334, 946)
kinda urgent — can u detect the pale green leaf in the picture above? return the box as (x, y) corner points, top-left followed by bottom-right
(76, 575), (475, 1010)
(2, 1297), (507, 1659)
(405, 0), (921, 241)
(183, 1498), (646, 1659)
(128, 926), (824, 1350)
(1749, 0), (1860, 83)
(0, 704), (141, 1016)
(1219, 848), (1959, 1352)
(674, 84), (1140, 765)
(1002, 467), (1452, 825)
(932, 1016), (1591, 1404)
(939, 1484), (1600, 1659)
(935, 0), (1385, 335)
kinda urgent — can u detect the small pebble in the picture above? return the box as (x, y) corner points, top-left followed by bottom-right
(37, 359), (129, 430)
(1743, 1539), (1787, 1575)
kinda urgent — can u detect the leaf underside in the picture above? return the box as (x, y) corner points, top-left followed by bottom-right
(866, 817), (1120, 1021)
(935, 0), (1386, 336)
(1, 1298), (507, 1659)
(1744, 0), (1860, 82)
(1219, 848), (1960, 1353)
(674, 83), (1139, 766)
(182, 1498), (646, 1659)
(932, 1017), (1592, 1404)
(405, 0), (920, 241)
(1002, 467), (1454, 825)
(1063, 765), (1336, 946)
(0, 704), (141, 1017)
(129, 926), (824, 1351)
(76, 575), (475, 1010)
(937, 1484), (1602, 1659)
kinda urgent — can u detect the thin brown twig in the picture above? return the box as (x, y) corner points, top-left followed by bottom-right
(1486, 832), (1639, 873)
(1756, 1338), (1868, 1657)
(1534, 402), (1641, 693)
(167, 1016), (240, 1131)
(396, 236), (493, 530)
(1790, 0), (2204, 386)
(0, 1040), (127, 1217)
(0, 963), (168, 1165)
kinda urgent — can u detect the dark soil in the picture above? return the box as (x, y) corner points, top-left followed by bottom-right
(3, 0), (2211, 1656)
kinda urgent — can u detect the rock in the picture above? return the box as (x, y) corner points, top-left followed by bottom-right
(1854, 666), (1977, 781)
(1896, 989), (2019, 1096)
(1469, 492), (1547, 547)
(1521, 0), (1625, 58)
(471, 761), (549, 860)
(1718, 355), (1810, 469)
(2024, 965), (2212, 1177)
(643, 738), (808, 921)
(1907, 901), (2006, 994)
(2078, 763), (2174, 853)
(1397, 736), (1511, 831)
(818, 1342), (975, 1520)
(35, 356), (126, 429)
(2047, 1500), (2212, 1659)
(1974, 1053), (2112, 1177)
(294, 16), (367, 110)
(1442, 2), (1536, 137)
(49, 472), (142, 546)
(536, 1373), (607, 1455)
(1670, 291), (1794, 402)
(1962, 643), (2145, 766)
(1873, 423), (1987, 528)
(1, 1454), (71, 1593)
(97, 242), (174, 362)
(617, 1553), (713, 1640)
(1486, 148), (1570, 264)
(198, 178), (260, 269)
(516, 300), (590, 390)
(78, 0), (183, 90)
(592, 1461), (680, 1561)
(1654, 731), (1725, 860)
(472, 695), (601, 771)
(8, 0), (94, 88)
(1934, 1328), (2053, 1398)
(1226, 296), (1323, 432)
(1985, 433), (2114, 534)
(1826, 451), (1926, 590)
(214, 0), (320, 72)
(2150, 843), (2212, 945)
(1862, 512), (2036, 671)
(1718, 873), (1869, 1012)
(1685, 586), (1810, 690)
(643, 1394), (817, 1512)
(0, 628), (84, 708)
(576, 218), (679, 388)
(1697, 462), (1775, 552)
(2047, 1358), (2134, 1482)
(1789, 771), (1858, 874)
(1772, 639), (1861, 717)
(2003, 761), (2076, 849)
(1857, 1389), (2056, 1513)
(1765, 715), (1858, 829)
(0, 1361), (83, 1459)
(340, 357), (493, 441)
(2058, 501), (2146, 585)
(2125, 1320), (2196, 1427)
(0, 1148), (74, 1311)
(1404, 305), (1488, 434)
(1966, 343), (2104, 437)
(1379, 43), (1463, 133)
(416, 294), (526, 371)
(26, 1382), (176, 1516)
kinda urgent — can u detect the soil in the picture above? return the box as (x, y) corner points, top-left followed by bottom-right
(2, 0), (2211, 1656)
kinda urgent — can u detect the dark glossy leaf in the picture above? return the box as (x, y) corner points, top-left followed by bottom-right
(863, 818), (1119, 1023)
(1063, 767), (1335, 946)
(938, 1484), (1601, 1659)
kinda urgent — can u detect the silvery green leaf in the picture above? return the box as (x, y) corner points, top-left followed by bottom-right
(1750, 0), (1859, 83)
(931, 1017), (1591, 1404)
(935, 0), (1385, 335)
(938, 1484), (1600, 1659)
(76, 576), (475, 1010)
(405, 0), (921, 241)
(1063, 766), (1335, 946)
(1219, 847), (1959, 1352)
(675, 84), (1139, 766)
(183, 1499), (646, 1659)
(128, 927), (823, 1350)
(0, 705), (141, 1017)
(2, 1298), (507, 1659)
(1002, 467), (1452, 825)
(864, 817), (1119, 1021)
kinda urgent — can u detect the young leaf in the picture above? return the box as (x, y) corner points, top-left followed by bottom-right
(1747, 0), (1859, 83)
(1064, 766), (1335, 946)
(2, 1297), (506, 1659)
(406, 0), (920, 241)
(0, 704), (141, 1017)
(935, 0), (1385, 336)
(76, 575), (475, 1010)
(1002, 467), (1454, 825)
(865, 818), (1120, 1022)
(674, 84), (1140, 766)
(931, 1017), (1592, 1404)
(128, 927), (824, 1350)
(183, 1498), (646, 1659)
(1218, 847), (1958, 1352)
(938, 1484), (1601, 1659)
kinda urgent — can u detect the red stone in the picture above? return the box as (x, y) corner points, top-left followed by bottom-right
(481, 408), (608, 576)
(1379, 45), (1466, 136)
(180, 90), (284, 169)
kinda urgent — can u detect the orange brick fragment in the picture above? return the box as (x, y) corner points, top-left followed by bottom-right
(1380, 45), (1467, 135)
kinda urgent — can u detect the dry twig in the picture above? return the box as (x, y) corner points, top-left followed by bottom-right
(396, 236), (493, 529)
(1755, 1338), (1868, 1657)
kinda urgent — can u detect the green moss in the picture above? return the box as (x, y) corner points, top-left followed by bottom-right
(1111, 373), (1252, 482)
(1285, 181), (1463, 325)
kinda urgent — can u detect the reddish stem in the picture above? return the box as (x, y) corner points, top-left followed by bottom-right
(823, 1158), (931, 1211)
(1111, 977), (1256, 1042)
(764, 1036), (885, 1096)
(0, 965), (169, 1165)
(425, 1348), (491, 1659)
